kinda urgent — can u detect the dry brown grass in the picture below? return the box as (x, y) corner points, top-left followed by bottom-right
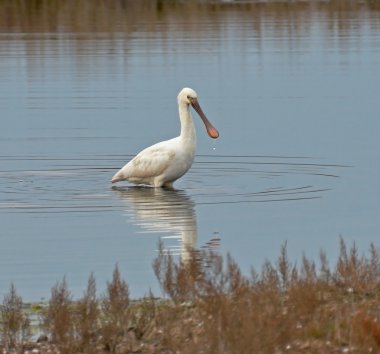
(0, 283), (30, 351)
(74, 272), (99, 351)
(2, 238), (380, 353)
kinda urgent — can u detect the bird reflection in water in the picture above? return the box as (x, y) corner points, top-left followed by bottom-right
(112, 186), (212, 262)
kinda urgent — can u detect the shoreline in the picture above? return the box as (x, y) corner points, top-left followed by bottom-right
(2, 240), (380, 353)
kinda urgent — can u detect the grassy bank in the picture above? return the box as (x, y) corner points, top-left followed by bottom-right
(2, 239), (380, 353)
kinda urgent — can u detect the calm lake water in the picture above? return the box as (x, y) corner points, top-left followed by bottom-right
(1, 1), (379, 301)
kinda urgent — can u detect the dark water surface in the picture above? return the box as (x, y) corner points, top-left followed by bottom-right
(0, 1), (379, 301)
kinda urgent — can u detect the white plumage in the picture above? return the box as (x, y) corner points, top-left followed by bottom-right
(111, 87), (219, 188)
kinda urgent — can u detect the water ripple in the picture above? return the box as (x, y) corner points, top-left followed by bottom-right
(0, 154), (347, 215)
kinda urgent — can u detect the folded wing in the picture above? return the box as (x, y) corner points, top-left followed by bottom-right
(111, 145), (176, 183)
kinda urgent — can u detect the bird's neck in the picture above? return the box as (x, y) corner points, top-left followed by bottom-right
(179, 102), (196, 144)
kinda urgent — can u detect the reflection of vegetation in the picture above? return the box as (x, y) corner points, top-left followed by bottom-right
(3, 239), (380, 352)
(0, 0), (379, 34)
(1, 0), (378, 70)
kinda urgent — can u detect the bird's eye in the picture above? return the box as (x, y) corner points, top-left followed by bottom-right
(187, 95), (191, 99)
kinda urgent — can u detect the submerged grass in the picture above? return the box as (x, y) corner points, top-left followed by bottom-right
(2, 238), (380, 353)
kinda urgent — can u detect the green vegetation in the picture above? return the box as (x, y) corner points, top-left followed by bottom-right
(2, 239), (380, 353)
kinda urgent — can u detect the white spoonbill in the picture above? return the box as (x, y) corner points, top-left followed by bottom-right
(111, 87), (219, 188)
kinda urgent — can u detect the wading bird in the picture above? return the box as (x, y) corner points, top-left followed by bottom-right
(111, 88), (219, 188)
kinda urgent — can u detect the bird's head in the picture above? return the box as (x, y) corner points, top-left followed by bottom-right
(177, 87), (219, 139)
(178, 87), (198, 105)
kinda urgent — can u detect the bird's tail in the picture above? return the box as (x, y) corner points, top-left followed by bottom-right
(111, 170), (125, 183)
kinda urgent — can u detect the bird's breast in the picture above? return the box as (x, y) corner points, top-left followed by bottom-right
(164, 140), (195, 178)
